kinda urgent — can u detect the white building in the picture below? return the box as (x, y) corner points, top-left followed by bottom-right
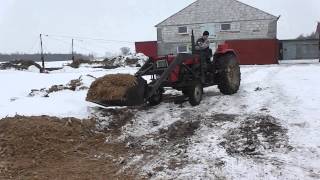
(156, 0), (279, 55)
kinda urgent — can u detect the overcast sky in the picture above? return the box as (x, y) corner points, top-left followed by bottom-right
(0, 0), (319, 56)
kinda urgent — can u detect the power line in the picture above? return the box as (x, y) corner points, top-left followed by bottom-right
(38, 33), (134, 56)
(28, 37), (40, 53)
(46, 35), (129, 54)
(76, 39), (116, 51)
(45, 36), (100, 54)
(45, 34), (135, 44)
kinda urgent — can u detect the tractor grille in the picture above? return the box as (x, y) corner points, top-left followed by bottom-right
(156, 60), (168, 68)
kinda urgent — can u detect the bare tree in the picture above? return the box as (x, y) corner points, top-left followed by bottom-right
(120, 47), (131, 55)
(296, 32), (317, 40)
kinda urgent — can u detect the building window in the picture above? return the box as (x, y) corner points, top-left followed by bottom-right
(221, 23), (231, 31)
(177, 45), (189, 53)
(253, 29), (260, 32)
(157, 28), (163, 41)
(178, 26), (188, 34)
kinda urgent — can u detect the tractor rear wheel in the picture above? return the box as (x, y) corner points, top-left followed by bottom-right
(188, 81), (203, 106)
(217, 53), (241, 95)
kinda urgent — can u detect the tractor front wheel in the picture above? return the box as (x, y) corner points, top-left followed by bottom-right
(217, 53), (241, 95)
(188, 81), (203, 106)
(148, 89), (163, 106)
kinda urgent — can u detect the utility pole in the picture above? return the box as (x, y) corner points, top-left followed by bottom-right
(317, 22), (320, 62)
(318, 33), (320, 63)
(318, 37), (320, 63)
(72, 38), (75, 62)
(40, 34), (45, 72)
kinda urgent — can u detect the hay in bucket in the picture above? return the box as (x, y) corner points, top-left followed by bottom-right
(86, 74), (138, 103)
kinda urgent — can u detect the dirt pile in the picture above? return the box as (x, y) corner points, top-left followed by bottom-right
(68, 58), (119, 69)
(107, 56), (142, 67)
(67, 55), (147, 69)
(124, 57), (140, 66)
(86, 74), (138, 103)
(0, 60), (42, 70)
(0, 115), (140, 180)
(69, 59), (91, 68)
(102, 54), (148, 68)
(29, 76), (88, 97)
(220, 115), (291, 156)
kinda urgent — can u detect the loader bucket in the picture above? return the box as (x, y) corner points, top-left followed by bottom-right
(86, 74), (147, 107)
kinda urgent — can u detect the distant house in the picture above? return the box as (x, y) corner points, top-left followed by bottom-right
(155, 0), (279, 56)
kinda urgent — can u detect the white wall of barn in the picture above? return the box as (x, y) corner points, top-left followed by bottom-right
(157, 19), (277, 55)
(158, 19), (277, 42)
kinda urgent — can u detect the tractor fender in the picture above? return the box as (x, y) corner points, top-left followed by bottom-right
(213, 43), (239, 66)
(214, 43), (237, 57)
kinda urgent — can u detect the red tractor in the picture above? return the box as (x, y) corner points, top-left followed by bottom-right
(87, 31), (241, 107)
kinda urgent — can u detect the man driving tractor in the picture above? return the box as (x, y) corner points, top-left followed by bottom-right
(195, 31), (213, 82)
(196, 31), (210, 50)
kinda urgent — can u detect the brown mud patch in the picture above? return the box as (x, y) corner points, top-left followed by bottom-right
(0, 115), (142, 180)
(160, 120), (200, 141)
(220, 115), (292, 156)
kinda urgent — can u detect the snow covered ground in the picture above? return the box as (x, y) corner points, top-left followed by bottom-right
(0, 61), (320, 179)
(0, 65), (139, 118)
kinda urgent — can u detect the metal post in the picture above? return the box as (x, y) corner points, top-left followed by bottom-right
(72, 38), (75, 62)
(317, 22), (320, 62)
(191, 30), (195, 54)
(40, 34), (45, 71)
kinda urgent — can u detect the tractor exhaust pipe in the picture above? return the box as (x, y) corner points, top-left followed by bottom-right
(191, 30), (196, 54)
